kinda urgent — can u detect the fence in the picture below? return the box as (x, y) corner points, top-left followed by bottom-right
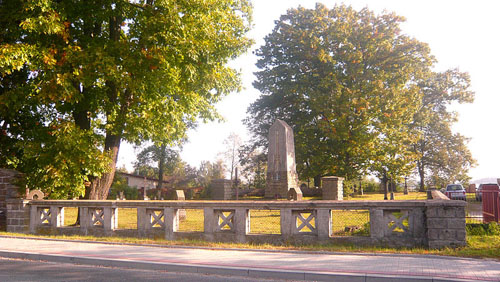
(465, 192), (483, 224)
(482, 185), (500, 223)
(6, 199), (466, 249)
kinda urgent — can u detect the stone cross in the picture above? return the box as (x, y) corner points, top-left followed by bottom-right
(266, 119), (299, 198)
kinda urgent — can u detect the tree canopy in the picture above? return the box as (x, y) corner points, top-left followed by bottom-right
(245, 3), (434, 185)
(0, 0), (252, 198)
(412, 69), (475, 189)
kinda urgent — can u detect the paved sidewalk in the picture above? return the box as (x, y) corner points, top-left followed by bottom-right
(0, 236), (499, 282)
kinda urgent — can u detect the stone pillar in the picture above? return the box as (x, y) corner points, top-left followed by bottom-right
(280, 208), (293, 237)
(369, 208), (384, 239)
(203, 207), (215, 241)
(234, 208), (249, 243)
(103, 207), (118, 233)
(316, 209), (331, 240)
(49, 206), (64, 228)
(0, 169), (23, 231)
(322, 176), (344, 200)
(6, 199), (30, 233)
(211, 179), (234, 200)
(137, 207), (147, 236)
(426, 201), (466, 248)
(164, 207), (178, 240)
(79, 207), (90, 234)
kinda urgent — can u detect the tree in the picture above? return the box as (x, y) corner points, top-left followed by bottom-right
(245, 4), (433, 186)
(238, 144), (267, 189)
(134, 144), (181, 190)
(412, 70), (475, 190)
(196, 160), (226, 188)
(220, 132), (242, 180)
(0, 0), (252, 199)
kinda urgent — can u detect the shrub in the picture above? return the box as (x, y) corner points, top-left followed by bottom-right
(466, 222), (500, 236)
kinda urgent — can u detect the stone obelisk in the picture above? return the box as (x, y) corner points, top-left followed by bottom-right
(266, 119), (299, 198)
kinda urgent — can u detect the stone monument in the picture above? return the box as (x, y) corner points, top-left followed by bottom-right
(266, 119), (299, 198)
(322, 176), (344, 200)
(211, 179), (234, 200)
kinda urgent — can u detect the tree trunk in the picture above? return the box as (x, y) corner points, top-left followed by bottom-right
(157, 144), (165, 199)
(381, 173), (388, 200)
(404, 177), (408, 195)
(418, 161), (425, 192)
(88, 134), (121, 200)
(86, 12), (124, 201)
(314, 175), (322, 188)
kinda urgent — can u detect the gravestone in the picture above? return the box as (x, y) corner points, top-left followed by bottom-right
(26, 190), (44, 200)
(174, 190), (186, 220)
(322, 176), (344, 200)
(287, 187), (303, 201)
(266, 119), (299, 198)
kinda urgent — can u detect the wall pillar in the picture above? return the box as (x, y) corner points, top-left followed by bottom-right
(316, 208), (331, 239)
(203, 207), (215, 241)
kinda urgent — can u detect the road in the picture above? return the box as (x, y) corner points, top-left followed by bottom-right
(0, 257), (295, 282)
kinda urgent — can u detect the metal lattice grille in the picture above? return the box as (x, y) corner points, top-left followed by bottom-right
(249, 209), (280, 234)
(331, 209), (370, 236)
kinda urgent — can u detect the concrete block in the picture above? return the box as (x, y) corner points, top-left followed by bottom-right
(437, 207), (458, 218)
(425, 207), (438, 217)
(455, 207), (466, 218)
(427, 229), (439, 240)
(440, 229), (456, 240)
(456, 229), (466, 241)
(447, 218), (465, 229)
(427, 218), (446, 229)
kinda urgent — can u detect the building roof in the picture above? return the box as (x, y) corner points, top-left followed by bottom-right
(116, 172), (169, 184)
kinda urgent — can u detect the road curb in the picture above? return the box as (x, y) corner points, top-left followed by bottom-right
(0, 250), (485, 282)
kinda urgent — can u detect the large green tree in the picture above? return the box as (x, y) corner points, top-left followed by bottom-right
(134, 144), (181, 189)
(412, 70), (475, 190)
(245, 4), (433, 186)
(0, 0), (252, 198)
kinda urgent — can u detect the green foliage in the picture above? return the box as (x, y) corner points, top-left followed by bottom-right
(0, 0), (253, 198)
(245, 4), (434, 184)
(239, 145), (267, 189)
(360, 178), (380, 193)
(466, 223), (500, 236)
(5, 121), (109, 199)
(413, 70), (475, 190)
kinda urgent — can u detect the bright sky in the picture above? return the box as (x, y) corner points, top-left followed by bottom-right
(118, 0), (500, 181)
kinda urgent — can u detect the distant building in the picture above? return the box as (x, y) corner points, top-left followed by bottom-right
(116, 172), (169, 191)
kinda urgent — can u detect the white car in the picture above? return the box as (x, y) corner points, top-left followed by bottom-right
(445, 184), (466, 201)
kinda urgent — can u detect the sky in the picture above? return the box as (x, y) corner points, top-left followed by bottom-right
(117, 0), (500, 181)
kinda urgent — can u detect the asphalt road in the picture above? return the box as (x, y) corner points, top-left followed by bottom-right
(0, 258), (297, 282)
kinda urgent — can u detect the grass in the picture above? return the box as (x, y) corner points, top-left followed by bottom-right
(349, 192), (427, 201)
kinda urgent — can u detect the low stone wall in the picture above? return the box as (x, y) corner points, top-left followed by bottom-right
(9, 199), (467, 249)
